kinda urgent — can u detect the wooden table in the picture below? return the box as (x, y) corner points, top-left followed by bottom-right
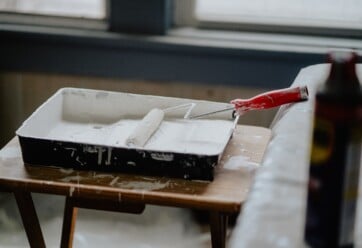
(0, 125), (270, 248)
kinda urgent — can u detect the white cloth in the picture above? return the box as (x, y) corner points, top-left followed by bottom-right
(228, 64), (362, 248)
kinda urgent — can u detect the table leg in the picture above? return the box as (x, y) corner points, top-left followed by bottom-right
(61, 197), (78, 248)
(60, 196), (146, 248)
(13, 191), (46, 248)
(210, 211), (228, 248)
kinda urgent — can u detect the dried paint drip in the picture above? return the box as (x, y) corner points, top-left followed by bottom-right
(126, 108), (164, 147)
(69, 187), (75, 197)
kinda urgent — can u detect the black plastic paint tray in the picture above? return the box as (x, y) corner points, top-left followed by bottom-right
(16, 88), (237, 180)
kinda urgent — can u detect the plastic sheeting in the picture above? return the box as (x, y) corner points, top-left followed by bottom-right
(229, 64), (362, 247)
(0, 192), (209, 247)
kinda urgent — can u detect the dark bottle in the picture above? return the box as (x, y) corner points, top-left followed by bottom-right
(304, 51), (362, 247)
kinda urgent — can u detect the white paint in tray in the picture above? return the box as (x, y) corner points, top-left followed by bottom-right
(16, 88), (236, 156)
(45, 118), (233, 155)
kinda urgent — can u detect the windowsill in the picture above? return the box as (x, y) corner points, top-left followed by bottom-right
(2, 23), (361, 55)
(0, 13), (107, 30)
(1, 23), (358, 88)
(170, 28), (362, 54)
(168, 27), (362, 54)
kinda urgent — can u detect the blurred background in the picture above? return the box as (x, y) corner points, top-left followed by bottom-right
(0, 0), (361, 147)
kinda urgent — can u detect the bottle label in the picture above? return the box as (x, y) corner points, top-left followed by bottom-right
(310, 118), (334, 165)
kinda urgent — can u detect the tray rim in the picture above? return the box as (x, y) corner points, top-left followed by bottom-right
(16, 87), (238, 157)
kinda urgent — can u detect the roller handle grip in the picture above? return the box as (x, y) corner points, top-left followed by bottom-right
(230, 86), (308, 112)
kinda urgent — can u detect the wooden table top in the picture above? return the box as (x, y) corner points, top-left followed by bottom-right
(0, 125), (270, 213)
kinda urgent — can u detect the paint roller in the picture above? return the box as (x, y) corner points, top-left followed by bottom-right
(126, 108), (164, 147)
(125, 103), (195, 147)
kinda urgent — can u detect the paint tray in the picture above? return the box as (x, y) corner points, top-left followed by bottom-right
(16, 88), (237, 180)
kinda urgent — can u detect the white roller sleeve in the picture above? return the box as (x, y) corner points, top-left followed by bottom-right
(126, 108), (165, 147)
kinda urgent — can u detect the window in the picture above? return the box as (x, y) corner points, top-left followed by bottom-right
(194, 0), (362, 37)
(0, 0), (359, 91)
(0, 0), (107, 29)
(0, 0), (172, 34)
(0, 0), (106, 19)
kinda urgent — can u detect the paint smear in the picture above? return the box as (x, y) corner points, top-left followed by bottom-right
(60, 175), (85, 183)
(0, 147), (21, 159)
(59, 168), (74, 174)
(109, 176), (119, 186)
(115, 181), (170, 191)
(223, 155), (259, 171)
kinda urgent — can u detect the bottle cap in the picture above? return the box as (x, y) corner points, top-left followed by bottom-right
(327, 50), (358, 64)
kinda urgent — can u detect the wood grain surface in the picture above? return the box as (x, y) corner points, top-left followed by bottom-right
(0, 125), (270, 213)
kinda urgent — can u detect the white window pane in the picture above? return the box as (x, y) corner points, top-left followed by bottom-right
(0, 0), (106, 19)
(196, 0), (362, 29)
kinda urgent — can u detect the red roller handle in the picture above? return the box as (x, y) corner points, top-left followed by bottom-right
(230, 86), (308, 113)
